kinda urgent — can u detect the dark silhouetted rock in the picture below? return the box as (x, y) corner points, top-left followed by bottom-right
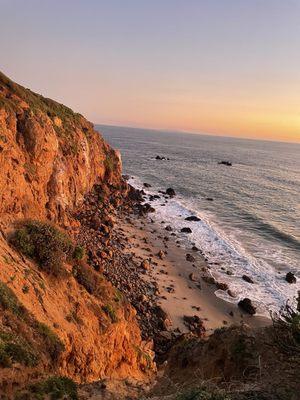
(186, 254), (195, 262)
(216, 282), (229, 291)
(286, 272), (297, 284)
(242, 275), (254, 284)
(185, 216), (201, 222)
(238, 298), (256, 315)
(143, 182), (152, 188)
(181, 227), (192, 233)
(166, 188), (176, 197)
(218, 161), (232, 166)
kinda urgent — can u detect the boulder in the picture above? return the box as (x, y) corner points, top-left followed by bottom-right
(227, 289), (236, 298)
(165, 225), (173, 232)
(183, 315), (205, 337)
(286, 272), (297, 284)
(141, 260), (150, 270)
(157, 250), (165, 260)
(206, 198), (214, 201)
(143, 182), (152, 188)
(202, 275), (216, 285)
(216, 282), (229, 291)
(166, 188), (176, 197)
(186, 254), (195, 262)
(242, 275), (254, 284)
(189, 273), (197, 281)
(218, 161), (232, 166)
(181, 227), (192, 233)
(238, 298), (256, 315)
(154, 306), (172, 330)
(185, 216), (201, 222)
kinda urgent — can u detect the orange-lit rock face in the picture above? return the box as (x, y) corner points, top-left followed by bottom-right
(0, 71), (121, 226)
(0, 72), (153, 389)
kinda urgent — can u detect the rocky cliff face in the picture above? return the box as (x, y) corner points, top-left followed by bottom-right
(0, 71), (121, 226)
(0, 72), (153, 395)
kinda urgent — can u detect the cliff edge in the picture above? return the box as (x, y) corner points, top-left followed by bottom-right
(0, 72), (153, 396)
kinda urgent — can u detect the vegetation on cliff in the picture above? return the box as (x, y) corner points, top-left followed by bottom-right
(0, 71), (154, 397)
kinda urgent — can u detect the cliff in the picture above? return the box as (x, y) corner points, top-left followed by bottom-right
(0, 72), (153, 396)
(0, 71), (121, 226)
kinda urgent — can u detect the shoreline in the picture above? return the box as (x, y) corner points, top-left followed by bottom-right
(116, 210), (270, 335)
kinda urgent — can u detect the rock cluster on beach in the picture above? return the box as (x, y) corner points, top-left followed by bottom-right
(73, 184), (183, 355)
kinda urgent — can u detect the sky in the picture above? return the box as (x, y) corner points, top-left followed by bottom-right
(1, 0), (300, 142)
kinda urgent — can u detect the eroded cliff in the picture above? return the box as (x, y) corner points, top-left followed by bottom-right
(0, 71), (153, 396)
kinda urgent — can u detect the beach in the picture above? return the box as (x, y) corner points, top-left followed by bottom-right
(115, 209), (270, 336)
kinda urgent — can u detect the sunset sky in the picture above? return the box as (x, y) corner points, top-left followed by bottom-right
(1, 0), (300, 142)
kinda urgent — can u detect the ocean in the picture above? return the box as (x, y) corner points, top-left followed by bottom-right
(98, 124), (300, 315)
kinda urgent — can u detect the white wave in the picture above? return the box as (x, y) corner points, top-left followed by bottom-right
(129, 176), (300, 315)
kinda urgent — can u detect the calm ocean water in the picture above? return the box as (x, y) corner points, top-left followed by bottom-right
(98, 125), (300, 314)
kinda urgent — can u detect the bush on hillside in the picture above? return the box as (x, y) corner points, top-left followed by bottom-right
(35, 322), (65, 361)
(176, 387), (231, 400)
(0, 331), (38, 368)
(11, 220), (74, 276)
(72, 262), (108, 299)
(0, 281), (26, 318)
(271, 293), (300, 356)
(16, 376), (78, 400)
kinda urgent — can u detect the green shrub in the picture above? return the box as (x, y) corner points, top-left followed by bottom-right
(176, 388), (231, 400)
(72, 245), (85, 261)
(271, 295), (300, 356)
(0, 282), (25, 317)
(0, 331), (38, 368)
(22, 376), (78, 399)
(36, 322), (65, 361)
(102, 304), (118, 323)
(22, 285), (29, 294)
(72, 263), (106, 298)
(11, 220), (74, 276)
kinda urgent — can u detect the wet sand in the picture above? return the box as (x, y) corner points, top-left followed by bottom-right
(116, 215), (270, 334)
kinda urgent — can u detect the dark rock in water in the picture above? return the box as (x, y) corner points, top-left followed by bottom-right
(143, 182), (152, 188)
(192, 246), (199, 251)
(128, 186), (144, 202)
(155, 155), (167, 160)
(202, 275), (216, 285)
(242, 275), (254, 284)
(166, 187), (176, 197)
(165, 225), (173, 231)
(216, 282), (229, 291)
(185, 215), (201, 222)
(149, 194), (160, 201)
(138, 203), (155, 215)
(186, 254), (196, 262)
(286, 272), (297, 284)
(206, 197), (214, 201)
(181, 227), (192, 233)
(238, 298), (256, 315)
(227, 289), (236, 298)
(218, 161), (232, 166)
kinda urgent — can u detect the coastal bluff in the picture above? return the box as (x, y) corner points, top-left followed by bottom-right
(0, 71), (121, 226)
(0, 71), (154, 394)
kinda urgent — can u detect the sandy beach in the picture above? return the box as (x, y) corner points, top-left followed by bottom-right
(116, 213), (270, 335)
